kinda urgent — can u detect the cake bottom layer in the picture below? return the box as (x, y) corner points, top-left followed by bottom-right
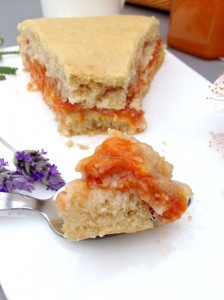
(56, 179), (154, 241)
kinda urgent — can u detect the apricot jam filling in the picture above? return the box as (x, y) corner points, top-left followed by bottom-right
(25, 38), (162, 126)
(77, 136), (187, 222)
(26, 55), (145, 125)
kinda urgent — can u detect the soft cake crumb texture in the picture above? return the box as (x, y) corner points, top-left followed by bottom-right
(56, 130), (193, 241)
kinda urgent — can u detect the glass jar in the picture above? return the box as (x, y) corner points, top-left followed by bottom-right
(167, 0), (224, 59)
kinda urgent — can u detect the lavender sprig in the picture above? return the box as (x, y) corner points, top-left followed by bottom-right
(14, 150), (65, 191)
(0, 158), (34, 193)
(0, 36), (19, 81)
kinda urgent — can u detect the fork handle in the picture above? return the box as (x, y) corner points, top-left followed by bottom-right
(0, 192), (40, 211)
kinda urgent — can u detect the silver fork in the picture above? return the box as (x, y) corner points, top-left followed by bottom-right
(0, 192), (64, 237)
(0, 192), (193, 238)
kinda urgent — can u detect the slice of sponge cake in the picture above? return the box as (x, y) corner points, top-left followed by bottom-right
(56, 130), (192, 241)
(18, 15), (164, 135)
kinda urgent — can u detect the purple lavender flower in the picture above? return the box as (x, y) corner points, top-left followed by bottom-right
(0, 158), (34, 193)
(14, 150), (65, 191)
(0, 158), (8, 167)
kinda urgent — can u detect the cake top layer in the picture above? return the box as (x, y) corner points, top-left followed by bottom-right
(17, 15), (159, 86)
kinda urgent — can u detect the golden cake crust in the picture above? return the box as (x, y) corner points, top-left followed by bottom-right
(18, 15), (159, 87)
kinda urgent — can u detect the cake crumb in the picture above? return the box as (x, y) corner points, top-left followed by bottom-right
(65, 139), (89, 150)
(188, 215), (192, 222)
(76, 143), (90, 150)
(65, 139), (74, 148)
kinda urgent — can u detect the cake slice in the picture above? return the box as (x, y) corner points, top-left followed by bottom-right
(56, 130), (193, 241)
(17, 15), (165, 136)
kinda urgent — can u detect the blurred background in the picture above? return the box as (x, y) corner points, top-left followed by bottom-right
(0, 0), (223, 82)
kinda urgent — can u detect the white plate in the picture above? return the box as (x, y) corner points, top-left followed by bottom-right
(1, 47), (224, 300)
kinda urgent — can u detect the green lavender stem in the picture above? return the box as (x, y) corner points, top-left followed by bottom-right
(0, 37), (19, 80)
(0, 66), (17, 75)
(0, 51), (19, 55)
